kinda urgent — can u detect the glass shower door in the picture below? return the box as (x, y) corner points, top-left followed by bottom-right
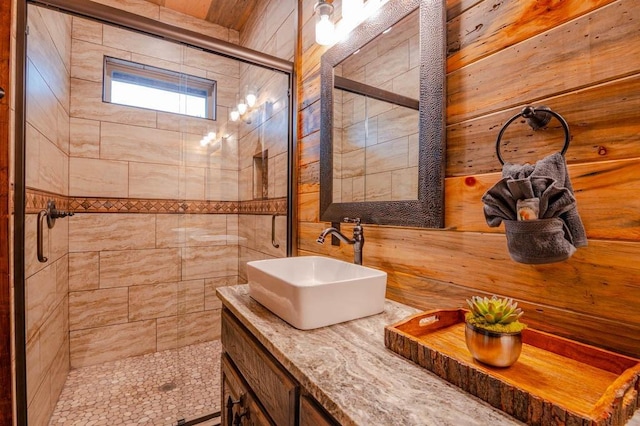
(21, 5), (291, 425)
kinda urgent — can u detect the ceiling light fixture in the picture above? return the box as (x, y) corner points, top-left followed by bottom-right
(314, 1), (335, 46)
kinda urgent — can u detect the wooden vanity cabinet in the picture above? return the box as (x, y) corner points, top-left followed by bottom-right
(221, 308), (338, 426)
(222, 354), (273, 425)
(299, 394), (340, 426)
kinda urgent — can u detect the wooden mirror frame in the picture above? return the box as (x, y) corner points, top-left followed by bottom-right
(319, 0), (446, 227)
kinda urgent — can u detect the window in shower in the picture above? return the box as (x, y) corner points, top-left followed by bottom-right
(103, 56), (217, 119)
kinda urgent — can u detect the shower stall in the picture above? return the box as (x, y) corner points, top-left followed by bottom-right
(14, 1), (295, 424)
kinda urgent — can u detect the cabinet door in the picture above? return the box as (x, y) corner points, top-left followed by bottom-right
(300, 394), (340, 426)
(221, 354), (274, 426)
(222, 308), (298, 426)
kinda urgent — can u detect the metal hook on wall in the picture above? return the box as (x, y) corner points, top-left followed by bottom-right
(37, 200), (74, 263)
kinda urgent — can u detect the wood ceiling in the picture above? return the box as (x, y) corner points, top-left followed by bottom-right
(143, 0), (261, 31)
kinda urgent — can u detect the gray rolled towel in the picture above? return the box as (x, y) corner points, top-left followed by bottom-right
(504, 218), (577, 264)
(481, 152), (587, 263)
(482, 177), (517, 226)
(501, 152), (587, 248)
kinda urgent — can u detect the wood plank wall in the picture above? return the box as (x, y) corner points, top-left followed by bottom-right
(0, 0), (13, 423)
(296, 0), (640, 358)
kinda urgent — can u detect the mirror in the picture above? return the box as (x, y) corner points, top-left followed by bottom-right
(320, 0), (446, 227)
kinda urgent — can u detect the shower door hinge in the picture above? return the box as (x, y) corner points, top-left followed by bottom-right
(26, 25), (30, 36)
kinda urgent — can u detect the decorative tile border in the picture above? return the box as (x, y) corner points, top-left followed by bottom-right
(25, 188), (287, 215)
(25, 189), (69, 214)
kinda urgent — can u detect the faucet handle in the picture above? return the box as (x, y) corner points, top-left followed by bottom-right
(343, 217), (361, 225)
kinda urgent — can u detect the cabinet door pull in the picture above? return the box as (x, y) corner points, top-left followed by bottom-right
(226, 395), (242, 426)
(233, 410), (248, 426)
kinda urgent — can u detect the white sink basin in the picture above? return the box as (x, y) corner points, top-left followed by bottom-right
(247, 256), (387, 330)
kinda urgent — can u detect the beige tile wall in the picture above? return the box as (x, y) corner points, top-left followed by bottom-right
(24, 6), (71, 425)
(241, 0), (297, 62)
(64, 8), (246, 369)
(236, 0), (294, 276)
(334, 10), (420, 203)
(67, 212), (238, 368)
(69, 15), (240, 201)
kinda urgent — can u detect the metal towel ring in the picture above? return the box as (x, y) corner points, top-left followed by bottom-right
(495, 106), (571, 165)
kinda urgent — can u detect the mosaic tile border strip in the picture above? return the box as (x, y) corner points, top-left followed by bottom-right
(25, 189), (69, 214)
(26, 188), (287, 215)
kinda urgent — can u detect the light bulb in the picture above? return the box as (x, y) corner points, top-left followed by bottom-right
(237, 101), (248, 115)
(315, 15), (335, 46)
(207, 131), (216, 139)
(246, 93), (257, 108)
(200, 137), (209, 147)
(314, 1), (335, 46)
(230, 109), (240, 122)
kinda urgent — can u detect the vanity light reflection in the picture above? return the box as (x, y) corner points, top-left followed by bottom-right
(230, 89), (258, 122)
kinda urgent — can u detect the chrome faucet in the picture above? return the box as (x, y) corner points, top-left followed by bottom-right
(316, 218), (364, 265)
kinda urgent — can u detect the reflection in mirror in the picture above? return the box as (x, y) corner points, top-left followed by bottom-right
(320, 0), (446, 227)
(333, 10), (420, 202)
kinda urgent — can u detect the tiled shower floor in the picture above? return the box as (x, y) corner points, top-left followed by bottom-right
(48, 340), (222, 425)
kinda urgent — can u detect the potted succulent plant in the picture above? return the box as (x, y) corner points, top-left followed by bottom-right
(464, 295), (527, 367)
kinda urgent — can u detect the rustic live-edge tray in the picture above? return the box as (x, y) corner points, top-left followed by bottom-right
(384, 309), (640, 426)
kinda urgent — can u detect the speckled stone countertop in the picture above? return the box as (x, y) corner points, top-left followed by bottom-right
(219, 285), (532, 425)
(218, 285), (640, 426)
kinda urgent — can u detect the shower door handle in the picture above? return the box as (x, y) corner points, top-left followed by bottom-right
(37, 200), (75, 263)
(271, 214), (280, 248)
(37, 210), (48, 263)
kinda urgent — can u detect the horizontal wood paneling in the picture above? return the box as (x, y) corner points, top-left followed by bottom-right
(299, 99), (321, 138)
(298, 221), (640, 354)
(447, 0), (640, 124)
(299, 130), (319, 167)
(297, 0), (640, 358)
(446, 73), (640, 177)
(445, 158), (640, 240)
(146, 0), (261, 31)
(446, 0), (616, 72)
(383, 272), (640, 357)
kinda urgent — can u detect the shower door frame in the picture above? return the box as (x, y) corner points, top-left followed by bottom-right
(0, 0), (13, 424)
(13, 0), (298, 423)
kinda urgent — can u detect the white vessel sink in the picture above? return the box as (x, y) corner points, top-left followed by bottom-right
(247, 256), (387, 330)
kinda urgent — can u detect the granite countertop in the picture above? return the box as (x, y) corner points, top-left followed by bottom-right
(217, 285), (640, 426)
(218, 285), (525, 425)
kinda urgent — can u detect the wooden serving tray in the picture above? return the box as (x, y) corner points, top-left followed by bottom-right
(384, 309), (640, 426)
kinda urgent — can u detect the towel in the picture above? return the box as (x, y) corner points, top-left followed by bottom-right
(501, 152), (587, 248)
(481, 152), (587, 264)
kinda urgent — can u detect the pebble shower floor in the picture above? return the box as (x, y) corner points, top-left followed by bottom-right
(48, 340), (222, 425)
